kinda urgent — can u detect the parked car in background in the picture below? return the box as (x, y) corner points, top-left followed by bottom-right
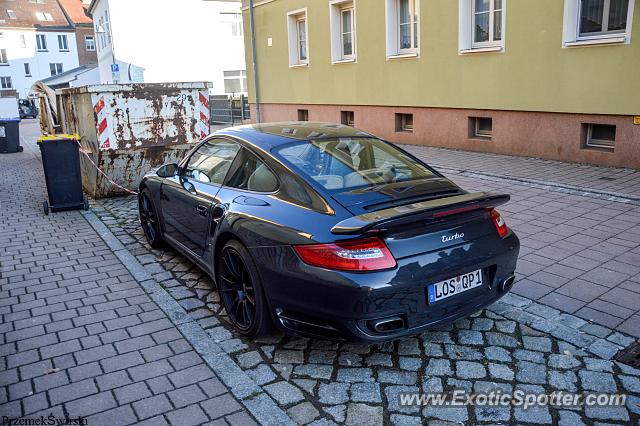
(138, 122), (520, 342)
(18, 99), (38, 119)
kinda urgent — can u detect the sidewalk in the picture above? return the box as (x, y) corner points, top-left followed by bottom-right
(0, 121), (259, 425)
(402, 144), (640, 200)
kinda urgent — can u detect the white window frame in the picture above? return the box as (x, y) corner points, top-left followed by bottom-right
(473, 117), (493, 138)
(19, 34), (26, 48)
(0, 49), (7, 65)
(287, 9), (309, 67)
(50, 62), (63, 76)
(223, 70), (248, 94)
(385, 0), (420, 58)
(471, 0), (503, 48)
(459, 0), (506, 54)
(329, 0), (357, 63)
(24, 63), (31, 76)
(36, 34), (47, 51)
(585, 123), (616, 149)
(58, 34), (68, 51)
(7, 10), (16, 19)
(85, 35), (95, 51)
(1, 76), (13, 89)
(562, 0), (635, 47)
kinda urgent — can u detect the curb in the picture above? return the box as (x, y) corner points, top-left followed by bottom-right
(81, 210), (295, 426)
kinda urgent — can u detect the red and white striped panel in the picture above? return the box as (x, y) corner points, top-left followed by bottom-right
(198, 91), (210, 141)
(93, 95), (112, 150)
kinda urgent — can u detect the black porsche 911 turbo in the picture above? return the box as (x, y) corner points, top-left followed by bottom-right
(138, 122), (520, 343)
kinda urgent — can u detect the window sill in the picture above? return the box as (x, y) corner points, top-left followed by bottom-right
(459, 45), (504, 55)
(470, 135), (492, 141)
(582, 145), (615, 153)
(289, 63), (309, 68)
(59, 50), (69, 52)
(387, 52), (419, 61)
(0, 64), (8, 66)
(331, 58), (356, 65)
(564, 36), (626, 47)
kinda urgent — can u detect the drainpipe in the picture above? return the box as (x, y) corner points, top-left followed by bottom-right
(248, 0), (261, 123)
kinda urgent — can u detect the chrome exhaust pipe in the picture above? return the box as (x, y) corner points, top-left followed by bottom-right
(371, 316), (405, 333)
(500, 275), (516, 293)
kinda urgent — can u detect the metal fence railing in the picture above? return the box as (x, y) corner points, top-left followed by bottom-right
(210, 94), (250, 125)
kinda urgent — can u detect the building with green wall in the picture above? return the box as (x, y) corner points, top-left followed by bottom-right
(242, 0), (640, 168)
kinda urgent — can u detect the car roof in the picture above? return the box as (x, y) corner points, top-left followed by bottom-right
(214, 121), (373, 151)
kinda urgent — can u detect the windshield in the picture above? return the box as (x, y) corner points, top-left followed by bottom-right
(275, 137), (435, 191)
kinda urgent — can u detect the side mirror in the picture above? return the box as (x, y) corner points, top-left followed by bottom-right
(157, 163), (179, 178)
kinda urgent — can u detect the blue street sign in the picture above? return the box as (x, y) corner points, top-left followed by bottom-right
(110, 63), (119, 73)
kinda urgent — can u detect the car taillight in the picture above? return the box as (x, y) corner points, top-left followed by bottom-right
(293, 237), (397, 271)
(489, 208), (509, 238)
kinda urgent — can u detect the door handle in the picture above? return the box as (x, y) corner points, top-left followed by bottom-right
(196, 205), (208, 216)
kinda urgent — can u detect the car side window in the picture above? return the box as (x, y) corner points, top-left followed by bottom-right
(184, 139), (240, 185)
(224, 148), (278, 192)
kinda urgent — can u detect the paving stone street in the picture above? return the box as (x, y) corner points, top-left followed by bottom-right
(2, 120), (640, 425)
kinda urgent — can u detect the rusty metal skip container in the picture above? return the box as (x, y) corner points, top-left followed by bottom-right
(56, 82), (211, 198)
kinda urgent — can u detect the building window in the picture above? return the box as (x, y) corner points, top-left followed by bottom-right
(85, 36), (95, 51)
(36, 12), (54, 21)
(395, 113), (414, 132)
(287, 9), (309, 66)
(473, 0), (503, 46)
(223, 70), (247, 94)
(585, 123), (616, 149)
(24, 63), (31, 76)
(0, 49), (7, 65)
(385, 0), (419, 57)
(6, 10), (16, 19)
(1, 77), (12, 89)
(459, 0), (506, 52)
(49, 63), (63, 76)
(580, 0), (629, 36)
(19, 34), (26, 48)
(221, 12), (243, 37)
(341, 111), (355, 126)
(36, 34), (47, 51)
(562, 0), (634, 46)
(58, 35), (68, 51)
(470, 117), (492, 138)
(330, 1), (356, 62)
(298, 109), (309, 121)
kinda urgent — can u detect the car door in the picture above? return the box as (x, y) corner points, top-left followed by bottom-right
(161, 138), (241, 257)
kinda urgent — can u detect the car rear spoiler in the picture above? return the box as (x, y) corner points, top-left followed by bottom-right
(331, 192), (510, 235)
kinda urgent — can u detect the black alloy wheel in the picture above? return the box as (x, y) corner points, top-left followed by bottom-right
(217, 240), (271, 337)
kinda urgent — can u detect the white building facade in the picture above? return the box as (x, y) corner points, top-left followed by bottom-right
(89, 0), (247, 95)
(0, 29), (80, 98)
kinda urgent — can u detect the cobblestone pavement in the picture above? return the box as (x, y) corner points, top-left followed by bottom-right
(0, 121), (260, 425)
(91, 154), (640, 423)
(401, 145), (640, 200)
(3, 120), (640, 425)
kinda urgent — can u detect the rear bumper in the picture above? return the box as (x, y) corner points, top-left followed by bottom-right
(250, 231), (520, 343)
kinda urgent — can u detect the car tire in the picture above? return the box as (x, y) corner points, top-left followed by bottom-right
(139, 190), (165, 248)
(217, 240), (271, 338)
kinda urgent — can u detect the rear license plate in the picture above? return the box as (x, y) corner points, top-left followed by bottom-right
(427, 269), (483, 304)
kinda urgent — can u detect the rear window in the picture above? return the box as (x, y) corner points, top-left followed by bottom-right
(275, 137), (435, 190)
